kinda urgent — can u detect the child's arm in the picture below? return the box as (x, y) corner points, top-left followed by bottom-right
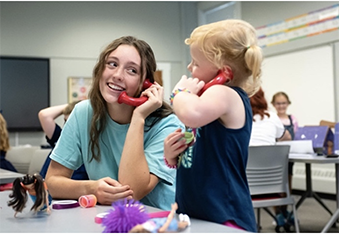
(171, 76), (237, 128)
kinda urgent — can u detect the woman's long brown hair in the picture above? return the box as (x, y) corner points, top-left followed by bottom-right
(88, 36), (173, 162)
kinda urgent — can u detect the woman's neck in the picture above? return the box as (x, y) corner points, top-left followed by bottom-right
(278, 113), (289, 119)
(107, 103), (134, 124)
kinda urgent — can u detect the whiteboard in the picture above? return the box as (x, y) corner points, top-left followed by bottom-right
(261, 45), (335, 127)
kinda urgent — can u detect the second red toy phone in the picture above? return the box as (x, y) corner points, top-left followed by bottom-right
(118, 69), (232, 106)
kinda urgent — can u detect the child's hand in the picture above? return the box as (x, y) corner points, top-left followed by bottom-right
(172, 75), (205, 95)
(164, 128), (187, 167)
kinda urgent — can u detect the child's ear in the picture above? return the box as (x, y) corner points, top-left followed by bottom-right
(221, 66), (233, 81)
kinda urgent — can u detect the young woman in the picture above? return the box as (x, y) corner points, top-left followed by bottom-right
(249, 87), (291, 146)
(271, 91), (299, 229)
(45, 36), (184, 210)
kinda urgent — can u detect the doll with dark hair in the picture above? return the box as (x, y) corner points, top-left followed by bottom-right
(8, 173), (52, 217)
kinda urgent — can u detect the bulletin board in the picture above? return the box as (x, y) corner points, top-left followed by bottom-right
(68, 77), (92, 103)
(261, 45), (335, 127)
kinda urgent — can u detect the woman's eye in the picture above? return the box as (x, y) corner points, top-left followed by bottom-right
(127, 68), (138, 74)
(107, 61), (117, 68)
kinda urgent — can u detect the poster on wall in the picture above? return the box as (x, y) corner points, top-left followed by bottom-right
(257, 4), (339, 47)
(68, 77), (92, 103)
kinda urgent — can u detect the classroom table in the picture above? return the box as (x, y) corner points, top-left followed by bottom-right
(0, 168), (25, 184)
(0, 190), (248, 233)
(289, 154), (339, 233)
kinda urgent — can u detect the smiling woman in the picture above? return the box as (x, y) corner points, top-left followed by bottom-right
(44, 36), (185, 211)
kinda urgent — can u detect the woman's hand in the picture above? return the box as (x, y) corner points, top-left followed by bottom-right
(93, 177), (133, 205)
(134, 82), (163, 119)
(172, 75), (205, 95)
(164, 128), (187, 167)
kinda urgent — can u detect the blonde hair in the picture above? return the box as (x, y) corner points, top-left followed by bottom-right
(185, 19), (263, 96)
(63, 100), (81, 116)
(0, 113), (10, 152)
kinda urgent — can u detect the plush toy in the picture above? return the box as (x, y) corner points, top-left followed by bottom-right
(7, 173), (52, 217)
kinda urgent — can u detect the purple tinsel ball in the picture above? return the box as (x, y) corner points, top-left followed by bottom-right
(102, 199), (150, 233)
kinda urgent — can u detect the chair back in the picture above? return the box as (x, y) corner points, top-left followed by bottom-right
(246, 145), (290, 196)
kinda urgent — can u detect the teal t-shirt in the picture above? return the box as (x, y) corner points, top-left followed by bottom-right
(50, 100), (184, 210)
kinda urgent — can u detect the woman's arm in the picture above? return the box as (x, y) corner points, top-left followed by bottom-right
(45, 160), (133, 205)
(118, 83), (163, 200)
(278, 129), (292, 142)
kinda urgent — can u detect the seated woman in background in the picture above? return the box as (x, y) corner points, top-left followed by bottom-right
(38, 101), (88, 180)
(271, 91), (298, 140)
(0, 113), (18, 191)
(249, 87), (293, 231)
(249, 87), (291, 146)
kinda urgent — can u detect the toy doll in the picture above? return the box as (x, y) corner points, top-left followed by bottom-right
(128, 202), (190, 233)
(8, 173), (52, 217)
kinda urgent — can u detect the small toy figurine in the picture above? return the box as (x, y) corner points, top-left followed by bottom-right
(7, 173), (52, 217)
(128, 202), (190, 233)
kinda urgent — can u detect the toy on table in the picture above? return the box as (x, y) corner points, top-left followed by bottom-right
(100, 199), (190, 233)
(101, 199), (150, 233)
(79, 194), (97, 208)
(129, 202), (190, 233)
(7, 173), (52, 217)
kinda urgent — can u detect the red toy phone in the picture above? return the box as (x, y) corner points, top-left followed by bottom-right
(197, 69), (232, 96)
(118, 69), (232, 106)
(118, 79), (153, 106)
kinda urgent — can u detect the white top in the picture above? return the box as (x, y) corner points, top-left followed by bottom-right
(250, 111), (285, 146)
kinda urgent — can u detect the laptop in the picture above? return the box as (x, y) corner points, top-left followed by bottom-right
(294, 126), (334, 155)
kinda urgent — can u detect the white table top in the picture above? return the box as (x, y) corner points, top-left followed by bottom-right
(0, 168), (25, 184)
(289, 154), (339, 164)
(0, 190), (248, 233)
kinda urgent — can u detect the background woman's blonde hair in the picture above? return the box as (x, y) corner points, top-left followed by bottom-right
(0, 113), (10, 152)
(185, 19), (263, 96)
(62, 100), (81, 116)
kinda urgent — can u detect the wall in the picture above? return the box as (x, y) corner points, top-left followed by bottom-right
(239, 1), (339, 194)
(0, 1), (198, 146)
(1, 1), (338, 146)
(241, 1), (339, 125)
